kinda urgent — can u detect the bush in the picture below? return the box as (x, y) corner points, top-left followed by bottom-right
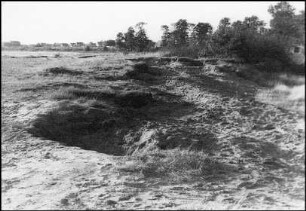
(231, 32), (290, 65)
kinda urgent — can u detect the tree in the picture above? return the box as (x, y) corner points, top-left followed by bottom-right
(172, 19), (189, 46)
(105, 40), (116, 46)
(295, 10), (305, 44)
(134, 22), (150, 51)
(190, 22), (213, 46)
(115, 32), (126, 50)
(268, 1), (299, 39)
(115, 23), (154, 52)
(268, 1), (295, 18)
(161, 25), (171, 47)
(124, 27), (136, 51)
(212, 17), (233, 55)
(242, 16), (266, 32)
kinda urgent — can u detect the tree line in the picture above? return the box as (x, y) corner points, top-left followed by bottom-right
(114, 1), (304, 69)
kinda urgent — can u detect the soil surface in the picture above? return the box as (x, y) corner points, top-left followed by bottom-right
(2, 51), (305, 210)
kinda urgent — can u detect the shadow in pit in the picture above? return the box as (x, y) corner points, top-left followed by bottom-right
(27, 89), (196, 156)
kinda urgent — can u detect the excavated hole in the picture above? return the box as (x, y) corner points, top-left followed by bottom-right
(27, 88), (196, 156)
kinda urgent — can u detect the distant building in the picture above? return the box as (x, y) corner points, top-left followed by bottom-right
(35, 43), (48, 47)
(97, 41), (105, 48)
(76, 42), (85, 47)
(88, 42), (97, 47)
(10, 41), (21, 46)
(61, 43), (70, 47)
(3, 41), (21, 47)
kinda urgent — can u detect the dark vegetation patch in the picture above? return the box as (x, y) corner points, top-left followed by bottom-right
(124, 62), (163, 82)
(127, 57), (204, 67)
(43, 67), (83, 76)
(16, 83), (88, 92)
(235, 64), (305, 87)
(93, 75), (127, 81)
(53, 87), (117, 101)
(180, 71), (256, 99)
(90, 65), (125, 71)
(24, 55), (48, 58)
(176, 57), (203, 66)
(78, 55), (97, 58)
(126, 57), (158, 62)
(202, 58), (219, 65)
(235, 65), (269, 87)
(114, 91), (153, 108)
(3, 55), (49, 59)
(52, 87), (154, 108)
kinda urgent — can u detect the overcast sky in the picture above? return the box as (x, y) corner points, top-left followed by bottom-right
(2, 1), (305, 44)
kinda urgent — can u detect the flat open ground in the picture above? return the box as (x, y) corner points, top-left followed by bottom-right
(1, 51), (305, 210)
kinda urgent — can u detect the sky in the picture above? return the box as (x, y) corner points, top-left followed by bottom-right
(2, 1), (305, 44)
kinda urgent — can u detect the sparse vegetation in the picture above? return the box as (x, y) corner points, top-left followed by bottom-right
(118, 149), (237, 183)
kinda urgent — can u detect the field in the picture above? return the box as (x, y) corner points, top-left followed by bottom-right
(2, 50), (305, 210)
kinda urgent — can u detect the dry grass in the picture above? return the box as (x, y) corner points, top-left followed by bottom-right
(118, 148), (236, 183)
(256, 75), (305, 114)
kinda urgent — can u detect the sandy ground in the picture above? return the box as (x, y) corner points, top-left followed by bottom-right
(1, 51), (305, 210)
